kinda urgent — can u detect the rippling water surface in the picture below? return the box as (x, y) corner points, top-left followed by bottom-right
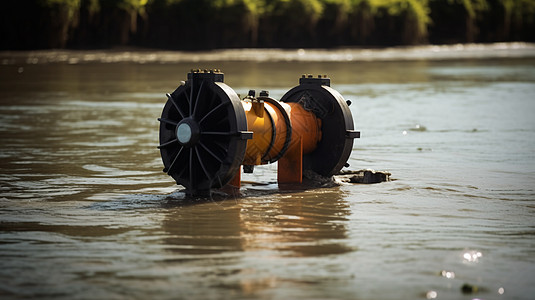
(1, 45), (535, 299)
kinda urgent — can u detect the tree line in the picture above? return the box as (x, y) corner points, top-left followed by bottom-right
(1, 0), (534, 50)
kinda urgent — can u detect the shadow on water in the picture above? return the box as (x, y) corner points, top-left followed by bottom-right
(86, 170), (347, 209)
(0, 221), (130, 238)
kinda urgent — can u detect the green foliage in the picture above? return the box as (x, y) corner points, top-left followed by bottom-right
(367, 0), (431, 34)
(40, 0), (81, 22)
(40, 0), (81, 7)
(3, 0), (534, 49)
(455, 0), (488, 18)
(96, 0), (149, 13)
(502, 0), (535, 22)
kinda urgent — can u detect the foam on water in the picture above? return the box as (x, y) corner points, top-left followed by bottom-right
(1, 43), (534, 65)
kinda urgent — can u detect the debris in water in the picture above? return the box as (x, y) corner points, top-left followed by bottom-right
(301, 170), (338, 187)
(461, 283), (479, 294)
(336, 169), (391, 184)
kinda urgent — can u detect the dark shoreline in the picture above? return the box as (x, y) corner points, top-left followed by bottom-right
(1, 0), (534, 51)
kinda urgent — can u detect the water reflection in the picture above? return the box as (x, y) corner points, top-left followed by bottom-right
(155, 187), (353, 297)
(162, 201), (244, 256)
(161, 188), (352, 258)
(462, 250), (482, 263)
(240, 189), (352, 257)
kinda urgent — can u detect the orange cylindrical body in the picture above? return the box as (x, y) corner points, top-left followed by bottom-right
(242, 99), (291, 165)
(286, 102), (322, 154)
(241, 98), (321, 168)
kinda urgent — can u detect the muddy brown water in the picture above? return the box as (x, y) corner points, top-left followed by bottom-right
(1, 45), (535, 299)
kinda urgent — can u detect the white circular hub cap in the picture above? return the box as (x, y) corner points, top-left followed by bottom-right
(176, 123), (192, 144)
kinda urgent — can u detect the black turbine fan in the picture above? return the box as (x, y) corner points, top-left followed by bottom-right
(158, 71), (251, 196)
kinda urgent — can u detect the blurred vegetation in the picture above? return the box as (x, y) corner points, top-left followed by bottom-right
(1, 0), (534, 50)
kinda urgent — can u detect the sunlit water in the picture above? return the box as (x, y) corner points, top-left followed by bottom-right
(1, 45), (535, 299)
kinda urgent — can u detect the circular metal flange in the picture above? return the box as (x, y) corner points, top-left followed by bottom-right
(280, 79), (357, 176)
(158, 72), (249, 195)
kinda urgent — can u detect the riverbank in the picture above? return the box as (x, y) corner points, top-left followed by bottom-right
(2, 43), (535, 65)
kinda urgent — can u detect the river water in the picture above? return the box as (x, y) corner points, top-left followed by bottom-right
(1, 44), (535, 300)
